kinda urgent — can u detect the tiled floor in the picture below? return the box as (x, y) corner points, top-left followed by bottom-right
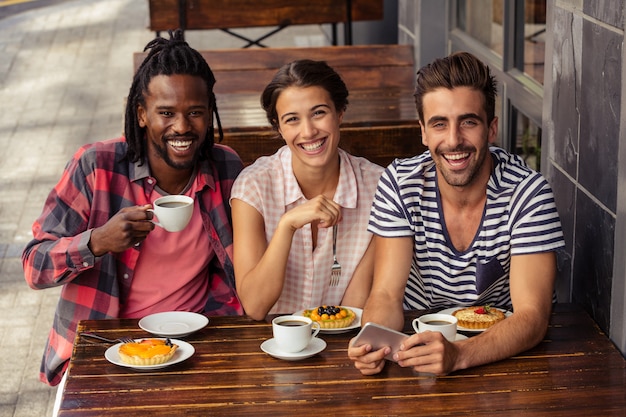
(0, 1), (328, 415)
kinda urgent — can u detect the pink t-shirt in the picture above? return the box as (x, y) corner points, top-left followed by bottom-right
(121, 178), (212, 318)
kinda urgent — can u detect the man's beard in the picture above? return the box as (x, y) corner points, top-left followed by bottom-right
(153, 135), (201, 170)
(436, 145), (488, 187)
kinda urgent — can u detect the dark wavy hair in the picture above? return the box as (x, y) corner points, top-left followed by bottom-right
(124, 29), (223, 163)
(413, 51), (497, 124)
(260, 59), (349, 130)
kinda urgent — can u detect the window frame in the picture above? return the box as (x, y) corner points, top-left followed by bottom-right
(449, 0), (544, 156)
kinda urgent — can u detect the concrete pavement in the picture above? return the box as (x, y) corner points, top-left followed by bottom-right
(0, 1), (328, 415)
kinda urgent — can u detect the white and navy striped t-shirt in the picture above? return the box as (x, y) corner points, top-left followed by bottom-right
(368, 147), (565, 310)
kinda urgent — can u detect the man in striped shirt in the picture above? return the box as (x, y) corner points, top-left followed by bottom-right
(349, 52), (564, 376)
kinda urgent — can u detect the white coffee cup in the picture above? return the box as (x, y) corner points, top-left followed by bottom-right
(148, 195), (194, 232)
(272, 315), (321, 353)
(412, 313), (458, 342)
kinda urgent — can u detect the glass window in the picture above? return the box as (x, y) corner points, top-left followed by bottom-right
(457, 0), (503, 57)
(514, 109), (542, 171)
(453, 0), (545, 167)
(456, 0), (545, 85)
(523, 0), (546, 85)
(493, 93), (504, 147)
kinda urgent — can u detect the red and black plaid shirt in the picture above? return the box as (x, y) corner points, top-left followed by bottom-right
(22, 137), (244, 386)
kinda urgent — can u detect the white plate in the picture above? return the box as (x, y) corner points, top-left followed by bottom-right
(105, 338), (194, 370)
(294, 307), (363, 334)
(437, 307), (512, 333)
(261, 337), (326, 361)
(139, 311), (209, 337)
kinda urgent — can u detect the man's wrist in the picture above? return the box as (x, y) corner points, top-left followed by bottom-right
(87, 228), (105, 257)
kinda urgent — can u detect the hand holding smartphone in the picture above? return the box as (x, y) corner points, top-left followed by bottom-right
(352, 322), (409, 362)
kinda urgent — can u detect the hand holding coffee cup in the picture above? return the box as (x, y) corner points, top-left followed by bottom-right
(412, 313), (458, 342)
(148, 195), (194, 232)
(272, 315), (321, 353)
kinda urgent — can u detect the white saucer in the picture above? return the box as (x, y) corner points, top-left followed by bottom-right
(139, 311), (209, 337)
(293, 307), (363, 334)
(260, 337), (326, 361)
(437, 307), (512, 333)
(105, 338), (194, 370)
(453, 333), (468, 341)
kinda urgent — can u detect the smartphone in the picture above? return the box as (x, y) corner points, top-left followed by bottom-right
(352, 322), (409, 362)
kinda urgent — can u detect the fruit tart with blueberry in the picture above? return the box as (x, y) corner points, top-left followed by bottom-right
(303, 305), (356, 329)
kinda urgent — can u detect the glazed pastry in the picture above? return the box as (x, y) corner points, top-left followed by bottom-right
(118, 338), (178, 365)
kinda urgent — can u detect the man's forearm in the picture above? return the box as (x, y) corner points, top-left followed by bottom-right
(361, 292), (406, 331)
(22, 230), (95, 289)
(453, 308), (548, 372)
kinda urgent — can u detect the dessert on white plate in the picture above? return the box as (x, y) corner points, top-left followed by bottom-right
(295, 306), (363, 334)
(105, 338), (194, 370)
(438, 306), (511, 332)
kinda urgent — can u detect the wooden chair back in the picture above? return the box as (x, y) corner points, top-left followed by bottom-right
(148, 0), (384, 32)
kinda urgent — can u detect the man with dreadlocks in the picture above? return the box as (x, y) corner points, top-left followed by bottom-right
(22, 31), (244, 388)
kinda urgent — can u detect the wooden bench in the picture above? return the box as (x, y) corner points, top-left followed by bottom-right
(148, 0), (384, 46)
(134, 44), (415, 93)
(219, 122), (422, 168)
(133, 44), (425, 167)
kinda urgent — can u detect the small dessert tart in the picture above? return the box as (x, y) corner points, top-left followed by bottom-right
(303, 305), (356, 329)
(118, 338), (178, 366)
(452, 305), (506, 329)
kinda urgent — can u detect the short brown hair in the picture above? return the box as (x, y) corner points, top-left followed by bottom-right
(414, 52), (497, 124)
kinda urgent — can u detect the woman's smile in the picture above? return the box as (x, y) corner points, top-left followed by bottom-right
(299, 138), (327, 152)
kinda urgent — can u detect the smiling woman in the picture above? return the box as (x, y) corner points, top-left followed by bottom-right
(230, 59), (384, 322)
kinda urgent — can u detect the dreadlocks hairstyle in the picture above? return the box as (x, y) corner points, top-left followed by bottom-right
(413, 51), (497, 125)
(124, 29), (223, 163)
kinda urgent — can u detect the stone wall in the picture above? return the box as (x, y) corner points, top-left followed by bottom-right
(542, 0), (624, 348)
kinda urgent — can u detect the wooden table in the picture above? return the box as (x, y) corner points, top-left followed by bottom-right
(58, 303), (626, 416)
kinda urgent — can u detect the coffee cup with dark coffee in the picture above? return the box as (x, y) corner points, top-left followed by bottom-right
(272, 315), (321, 353)
(148, 195), (194, 232)
(411, 313), (458, 342)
